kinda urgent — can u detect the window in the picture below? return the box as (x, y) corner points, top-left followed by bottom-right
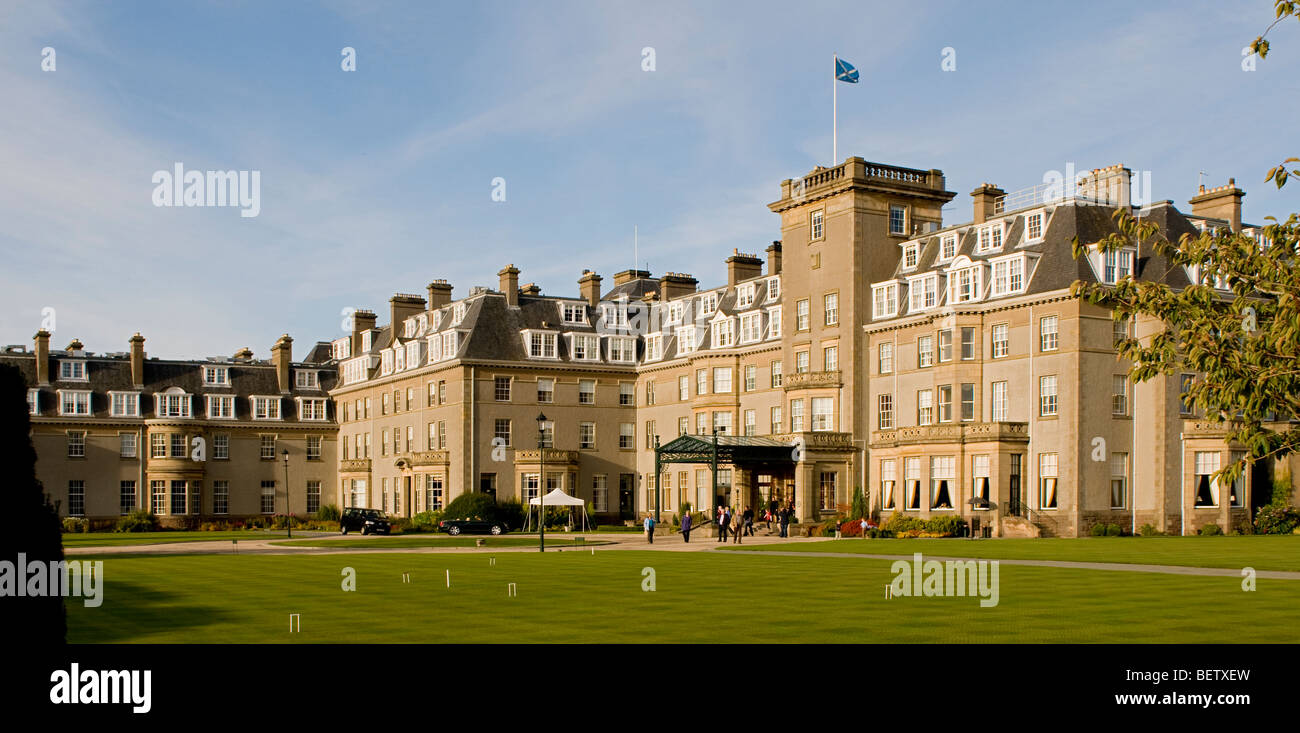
(737, 283), (756, 308)
(819, 472), (838, 510)
(711, 318), (735, 348)
(646, 333), (665, 361)
(824, 293), (838, 325)
(696, 369), (708, 395)
(992, 381), (1008, 422)
(1179, 374), (1195, 415)
(307, 435), (322, 461)
(151, 481), (166, 515)
(119, 432), (137, 458)
(521, 474), (540, 506)
(1113, 317), (1131, 346)
(295, 370), (319, 389)
(795, 351), (809, 374)
(960, 384), (975, 422)
(171, 480), (188, 515)
(904, 458), (922, 510)
(696, 412), (707, 435)
(972, 455), (990, 505)
(908, 274), (937, 312)
(59, 360), (87, 381)
(811, 398), (833, 431)
(619, 423), (634, 449)
(676, 326), (699, 355)
(1103, 249), (1134, 284)
(740, 312), (762, 342)
(917, 389), (933, 425)
(902, 242), (919, 269)
(438, 421), (446, 450)
(771, 361), (783, 388)
(949, 266), (982, 304)
(494, 376), (511, 402)
(698, 292), (719, 316)
(1040, 315), (1059, 351)
(938, 385), (952, 422)
(579, 379), (596, 405)
(889, 205), (906, 236)
(770, 406), (783, 434)
(580, 422), (596, 450)
(744, 409), (756, 436)
(796, 299), (810, 331)
(823, 345), (838, 372)
(678, 417), (689, 435)
(1194, 451), (1220, 507)
(67, 431), (86, 458)
(713, 368), (732, 393)
(1039, 453), (1058, 509)
(977, 221), (1004, 252)
(120, 480), (137, 515)
(767, 307), (782, 338)
(207, 395), (234, 419)
(608, 336), (635, 362)
(261, 481), (276, 514)
(59, 390), (92, 416)
(938, 330), (953, 362)
(991, 323), (1009, 358)
(493, 420), (511, 447)
(878, 342), (894, 374)
(537, 378), (554, 403)
(711, 411), (732, 435)
(111, 392), (141, 417)
(790, 399), (805, 432)
(300, 398), (327, 421)
(27, 389), (38, 416)
(561, 303), (587, 324)
(252, 396), (281, 420)
(880, 459), (897, 510)
(382, 429), (390, 456)
(620, 382), (634, 406)
(940, 233), (957, 261)
(1039, 375), (1058, 416)
(930, 456), (954, 509)
(1112, 375), (1128, 415)
(810, 209), (824, 240)
(539, 421), (554, 449)
(571, 334), (599, 361)
(990, 257), (1025, 296)
(68, 481), (85, 517)
(213, 434), (229, 461)
(873, 283), (899, 319)
(592, 475), (609, 513)
(961, 327), (976, 360)
(170, 433), (186, 458)
(260, 435), (276, 460)
(917, 335), (934, 367)
(527, 332), (558, 359)
(878, 393), (894, 429)
(744, 365), (756, 392)
(1111, 453), (1128, 509)
(1230, 451), (1247, 508)
(1026, 211), (1044, 241)
(307, 481), (321, 514)
(424, 476), (443, 511)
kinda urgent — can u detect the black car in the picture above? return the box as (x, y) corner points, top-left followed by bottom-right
(438, 518), (507, 536)
(340, 508), (391, 535)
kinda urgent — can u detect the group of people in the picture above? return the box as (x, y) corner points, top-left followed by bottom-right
(643, 500), (798, 544)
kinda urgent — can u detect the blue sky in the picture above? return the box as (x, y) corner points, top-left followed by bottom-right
(1, 0), (1296, 359)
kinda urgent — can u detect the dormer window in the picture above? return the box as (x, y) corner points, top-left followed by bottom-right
(403, 318), (418, 338)
(990, 254), (1028, 297)
(155, 388), (193, 418)
(298, 397), (328, 421)
(907, 274), (939, 313)
(767, 277), (780, 301)
(59, 389), (92, 416)
(977, 222), (1005, 253)
(872, 282), (899, 319)
(939, 233), (957, 261)
(948, 264), (983, 304)
(110, 391), (141, 417)
(251, 395), (282, 420)
(331, 337), (351, 361)
(739, 312), (762, 343)
(394, 343), (406, 371)
(361, 330), (374, 353)
(645, 334), (663, 361)
(59, 360), (87, 382)
(698, 292), (718, 317)
(1103, 249), (1134, 284)
(381, 350), (394, 375)
(561, 303), (587, 324)
(711, 317), (735, 348)
(431, 311), (443, 330)
(452, 302), (467, 326)
(1025, 210), (1046, 242)
(203, 365), (230, 386)
(676, 326), (699, 355)
(523, 331), (558, 359)
(570, 334), (600, 361)
(666, 301), (684, 324)
(767, 307), (782, 338)
(736, 282), (756, 308)
(295, 370), (320, 389)
(902, 242), (919, 270)
(607, 336), (636, 363)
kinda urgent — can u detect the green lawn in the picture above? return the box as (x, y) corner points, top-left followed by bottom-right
(61, 530), (312, 548)
(722, 536), (1300, 571)
(66, 551), (1300, 643)
(271, 536), (610, 549)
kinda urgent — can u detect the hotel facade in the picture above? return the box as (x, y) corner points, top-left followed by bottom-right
(6, 158), (1297, 536)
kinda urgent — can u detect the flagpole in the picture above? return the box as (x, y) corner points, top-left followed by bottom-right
(832, 53), (838, 165)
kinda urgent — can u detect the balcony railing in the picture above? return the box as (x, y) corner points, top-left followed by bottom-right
(871, 421), (1029, 448)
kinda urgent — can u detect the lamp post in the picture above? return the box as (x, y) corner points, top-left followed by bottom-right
(281, 448), (291, 539)
(536, 412), (547, 553)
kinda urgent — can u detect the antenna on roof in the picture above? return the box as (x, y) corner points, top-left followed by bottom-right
(634, 225), (638, 276)
(1198, 171), (1206, 189)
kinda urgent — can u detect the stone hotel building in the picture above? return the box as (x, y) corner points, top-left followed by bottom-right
(5, 157), (1297, 536)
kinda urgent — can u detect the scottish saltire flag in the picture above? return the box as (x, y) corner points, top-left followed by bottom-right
(835, 57), (859, 83)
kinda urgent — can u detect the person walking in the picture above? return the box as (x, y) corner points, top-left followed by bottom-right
(644, 514), (656, 544)
(719, 506), (731, 543)
(779, 505), (790, 538)
(733, 509), (743, 544)
(681, 511), (692, 543)
(743, 506), (754, 537)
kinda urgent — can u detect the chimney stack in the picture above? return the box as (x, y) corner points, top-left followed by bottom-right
(129, 333), (146, 388)
(658, 272), (698, 302)
(971, 183), (1005, 224)
(499, 264), (520, 307)
(426, 280), (453, 310)
(1076, 164), (1133, 208)
(1189, 178), (1244, 233)
(271, 334), (293, 394)
(612, 269), (650, 286)
(725, 249), (763, 286)
(389, 294), (427, 335)
(519, 283), (541, 296)
(351, 309), (377, 354)
(766, 241), (782, 275)
(232, 347), (254, 362)
(33, 329), (50, 385)
(578, 270), (603, 309)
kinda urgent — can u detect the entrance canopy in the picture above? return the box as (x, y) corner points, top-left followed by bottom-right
(653, 434), (796, 465)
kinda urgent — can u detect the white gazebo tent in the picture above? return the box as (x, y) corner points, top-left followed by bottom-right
(525, 488), (589, 532)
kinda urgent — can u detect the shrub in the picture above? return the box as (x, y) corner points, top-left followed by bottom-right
(1139, 523), (1162, 537)
(1199, 522), (1223, 536)
(883, 513), (924, 534)
(1235, 518), (1255, 535)
(1254, 504), (1300, 535)
(497, 499), (525, 530)
(315, 503), (340, 522)
(849, 487), (869, 521)
(441, 492), (499, 522)
(114, 510), (158, 533)
(1105, 523), (1123, 537)
(61, 517), (89, 533)
(1090, 523), (1108, 537)
(924, 515), (967, 537)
